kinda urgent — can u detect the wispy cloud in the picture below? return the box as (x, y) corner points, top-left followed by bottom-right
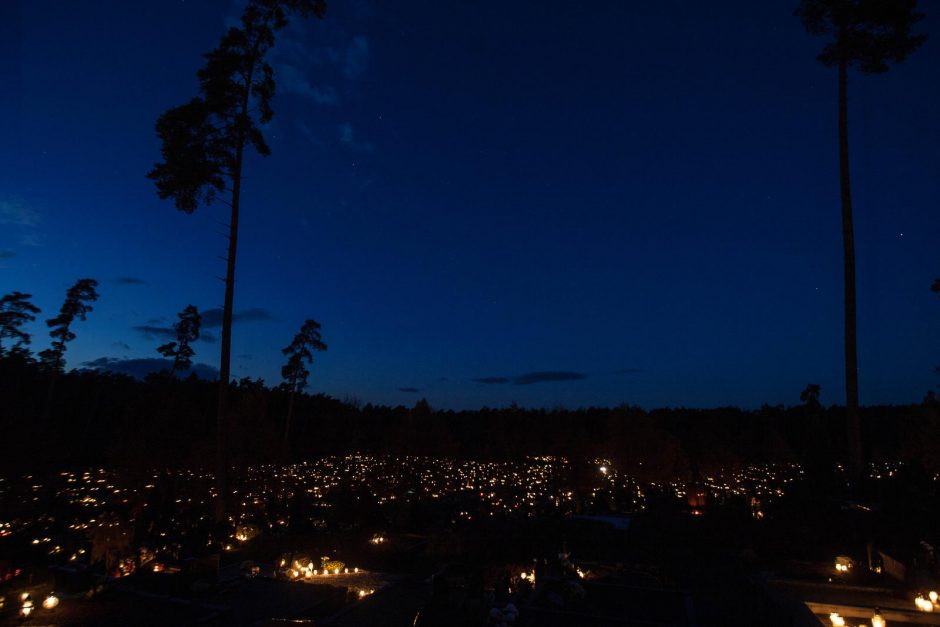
(111, 341), (131, 351)
(268, 21), (369, 106)
(0, 197), (40, 227)
(338, 123), (375, 153)
(132, 325), (175, 340)
(263, 4), (373, 150)
(398, 387), (421, 393)
(0, 250), (15, 260)
(473, 371), (594, 386)
(132, 309), (265, 342)
(18, 233), (41, 247)
(132, 324), (218, 344)
(514, 371), (587, 385)
(0, 196), (41, 246)
(471, 368), (643, 386)
(473, 376), (511, 385)
(342, 36), (369, 79)
(115, 276), (147, 285)
(276, 64), (339, 105)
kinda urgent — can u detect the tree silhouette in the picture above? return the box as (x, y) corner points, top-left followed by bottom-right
(280, 319), (327, 454)
(38, 279), (100, 373)
(795, 0), (926, 474)
(0, 291), (41, 359)
(148, 0), (326, 516)
(37, 279), (99, 425)
(157, 305), (202, 373)
(800, 383), (822, 409)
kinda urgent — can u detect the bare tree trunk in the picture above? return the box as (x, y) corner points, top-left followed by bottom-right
(215, 140), (243, 522)
(213, 13), (277, 521)
(838, 59), (862, 477)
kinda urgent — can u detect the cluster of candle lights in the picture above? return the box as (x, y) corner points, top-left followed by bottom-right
(0, 457), (827, 545)
(829, 610), (884, 627)
(914, 589), (939, 612)
(279, 556), (362, 580)
(0, 456), (934, 609)
(12, 592), (59, 618)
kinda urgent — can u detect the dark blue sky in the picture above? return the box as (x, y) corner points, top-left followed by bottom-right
(2, 0), (937, 409)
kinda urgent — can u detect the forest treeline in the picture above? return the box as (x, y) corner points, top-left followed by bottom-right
(1, 355), (937, 479)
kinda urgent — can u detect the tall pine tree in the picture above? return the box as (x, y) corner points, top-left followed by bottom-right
(39, 279), (100, 372)
(157, 304), (202, 373)
(795, 0), (926, 474)
(148, 0), (326, 517)
(280, 319), (327, 456)
(0, 291), (41, 359)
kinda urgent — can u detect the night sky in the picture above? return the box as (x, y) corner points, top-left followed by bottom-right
(1, 0), (937, 410)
